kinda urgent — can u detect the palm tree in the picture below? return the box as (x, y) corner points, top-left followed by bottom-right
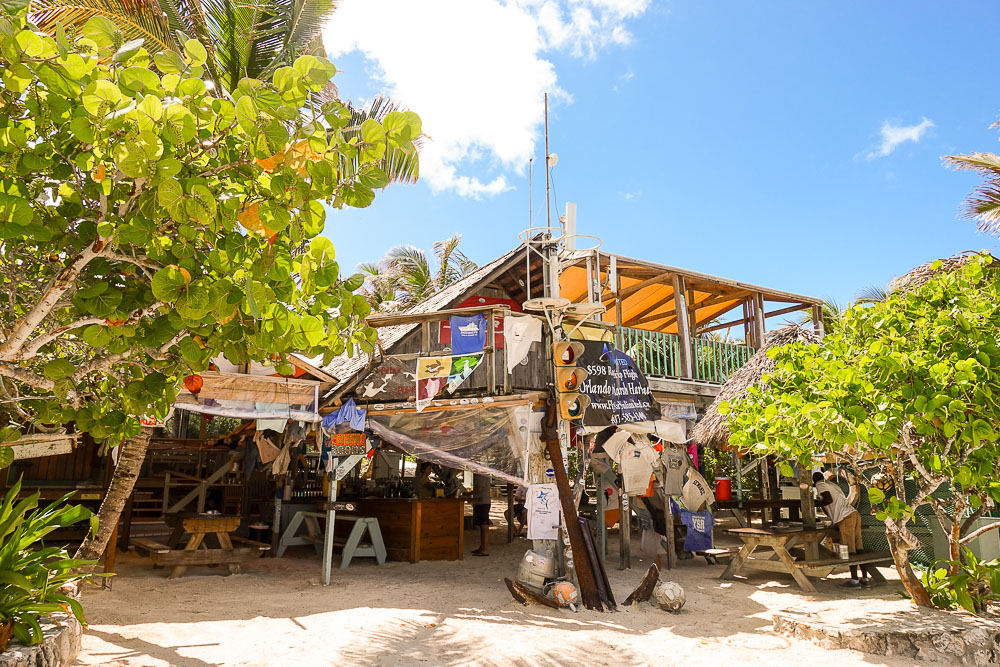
(944, 150), (1000, 236)
(28, 0), (419, 183)
(362, 235), (478, 312)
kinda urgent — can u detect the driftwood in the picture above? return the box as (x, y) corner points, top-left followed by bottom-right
(504, 578), (561, 609)
(623, 559), (661, 606)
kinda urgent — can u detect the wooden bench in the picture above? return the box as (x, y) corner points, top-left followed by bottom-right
(133, 515), (269, 578)
(796, 551), (894, 583)
(277, 511), (386, 568)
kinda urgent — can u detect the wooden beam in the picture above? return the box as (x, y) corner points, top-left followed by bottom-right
(672, 275), (692, 378)
(764, 303), (811, 320)
(367, 304), (510, 328)
(630, 293), (739, 328)
(615, 272), (674, 301)
(697, 317), (749, 336)
(812, 304), (825, 337)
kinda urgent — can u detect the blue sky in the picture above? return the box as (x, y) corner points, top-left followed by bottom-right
(321, 1), (1000, 308)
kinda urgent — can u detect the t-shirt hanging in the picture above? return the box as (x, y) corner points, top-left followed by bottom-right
(680, 509), (714, 551)
(504, 315), (542, 372)
(661, 447), (688, 495)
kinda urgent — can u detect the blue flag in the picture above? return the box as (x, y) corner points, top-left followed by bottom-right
(449, 314), (486, 355)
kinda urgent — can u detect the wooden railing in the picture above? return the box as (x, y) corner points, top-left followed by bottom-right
(616, 327), (680, 378)
(692, 337), (756, 383)
(615, 326), (754, 384)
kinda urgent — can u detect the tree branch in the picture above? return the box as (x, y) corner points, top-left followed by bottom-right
(0, 362), (55, 392)
(0, 240), (106, 360)
(20, 318), (105, 359)
(960, 519), (1000, 545)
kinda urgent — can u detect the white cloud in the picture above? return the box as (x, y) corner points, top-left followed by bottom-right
(325, 0), (650, 198)
(863, 117), (935, 160)
(612, 67), (634, 92)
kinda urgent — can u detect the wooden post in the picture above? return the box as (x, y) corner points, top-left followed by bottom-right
(812, 304), (825, 338)
(543, 401), (603, 610)
(618, 472), (631, 570)
(506, 482), (514, 543)
(752, 293), (766, 348)
(759, 459), (772, 525)
(798, 466), (819, 561)
(119, 490), (135, 551)
(487, 312), (497, 395)
(656, 469), (676, 570)
(421, 321), (432, 355)
(672, 275), (692, 378)
(596, 469), (606, 558)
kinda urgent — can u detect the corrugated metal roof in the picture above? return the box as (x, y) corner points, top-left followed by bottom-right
(319, 243), (526, 398)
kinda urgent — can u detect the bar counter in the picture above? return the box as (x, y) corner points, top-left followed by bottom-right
(338, 497), (464, 563)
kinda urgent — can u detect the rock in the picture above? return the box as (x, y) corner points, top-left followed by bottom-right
(0, 614), (81, 667)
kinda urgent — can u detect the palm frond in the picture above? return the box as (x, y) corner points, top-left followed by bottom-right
(343, 95), (421, 185)
(943, 152), (1000, 177)
(855, 285), (890, 304)
(30, 0), (178, 52)
(276, 0), (337, 67)
(962, 182), (1000, 236)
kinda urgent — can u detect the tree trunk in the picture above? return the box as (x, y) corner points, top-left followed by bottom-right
(949, 495), (966, 574)
(76, 427), (153, 562)
(886, 530), (932, 607)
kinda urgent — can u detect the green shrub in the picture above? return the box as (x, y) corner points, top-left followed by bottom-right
(0, 478), (98, 646)
(920, 547), (1000, 615)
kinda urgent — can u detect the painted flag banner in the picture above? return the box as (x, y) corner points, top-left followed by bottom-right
(447, 353), (484, 393)
(416, 356), (451, 412)
(449, 314), (487, 355)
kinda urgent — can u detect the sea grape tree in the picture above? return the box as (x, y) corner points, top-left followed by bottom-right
(720, 254), (1000, 607)
(0, 10), (420, 557)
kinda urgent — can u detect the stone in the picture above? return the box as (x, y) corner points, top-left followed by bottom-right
(0, 614), (81, 667)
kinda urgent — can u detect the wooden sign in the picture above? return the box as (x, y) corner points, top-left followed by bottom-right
(355, 356), (415, 401)
(329, 432), (367, 456)
(10, 437), (74, 460)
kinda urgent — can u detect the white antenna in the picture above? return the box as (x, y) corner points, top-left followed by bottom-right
(528, 157), (533, 229)
(563, 202), (577, 251)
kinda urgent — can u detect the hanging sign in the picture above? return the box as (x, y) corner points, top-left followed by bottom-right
(577, 341), (661, 427)
(329, 432), (367, 456)
(415, 356), (451, 412)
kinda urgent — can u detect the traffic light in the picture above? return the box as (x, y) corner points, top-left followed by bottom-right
(553, 341), (590, 421)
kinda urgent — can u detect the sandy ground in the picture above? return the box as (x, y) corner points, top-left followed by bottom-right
(76, 511), (919, 667)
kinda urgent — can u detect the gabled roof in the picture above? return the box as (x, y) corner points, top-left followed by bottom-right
(317, 243), (527, 398)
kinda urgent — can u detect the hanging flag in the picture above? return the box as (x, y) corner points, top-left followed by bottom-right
(504, 314), (542, 372)
(449, 314), (486, 355)
(415, 356), (451, 412)
(446, 353), (484, 393)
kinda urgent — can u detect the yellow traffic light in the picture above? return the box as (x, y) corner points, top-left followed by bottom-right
(553, 341), (585, 366)
(556, 367), (588, 392)
(552, 341), (589, 421)
(558, 393), (591, 420)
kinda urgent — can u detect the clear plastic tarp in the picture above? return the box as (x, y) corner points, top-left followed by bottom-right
(367, 403), (531, 486)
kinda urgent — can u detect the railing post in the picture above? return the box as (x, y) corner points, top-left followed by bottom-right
(672, 275), (693, 378)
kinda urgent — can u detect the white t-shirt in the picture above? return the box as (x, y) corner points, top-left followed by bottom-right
(603, 433), (659, 496)
(815, 480), (857, 525)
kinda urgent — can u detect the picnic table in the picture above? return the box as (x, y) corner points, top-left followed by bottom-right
(133, 513), (269, 579)
(720, 526), (892, 592)
(714, 498), (801, 527)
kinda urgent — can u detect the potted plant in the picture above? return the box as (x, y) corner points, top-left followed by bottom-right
(0, 478), (98, 650)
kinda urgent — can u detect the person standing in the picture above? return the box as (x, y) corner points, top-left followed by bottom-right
(415, 462), (441, 499)
(472, 474), (492, 556)
(811, 471), (873, 588)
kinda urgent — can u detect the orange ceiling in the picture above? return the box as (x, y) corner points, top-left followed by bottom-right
(559, 266), (744, 334)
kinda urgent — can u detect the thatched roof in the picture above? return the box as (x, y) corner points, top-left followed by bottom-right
(887, 250), (998, 294)
(691, 325), (819, 449)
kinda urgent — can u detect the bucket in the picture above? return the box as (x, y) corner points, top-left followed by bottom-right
(714, 477), (732, 501)
(248, 523), (270, 543)
(517, 550), (555, 591)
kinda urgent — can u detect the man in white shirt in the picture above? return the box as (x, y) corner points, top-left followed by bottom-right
(813, 471), (873, 588)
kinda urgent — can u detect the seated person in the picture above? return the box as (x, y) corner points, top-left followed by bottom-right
(504, 485), (527, 536)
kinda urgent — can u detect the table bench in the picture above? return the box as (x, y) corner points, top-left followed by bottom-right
(133, 515), (269, 579)
(277, 511), (386, 568)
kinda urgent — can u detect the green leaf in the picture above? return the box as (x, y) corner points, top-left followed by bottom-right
(0, 193), (33, 226)
(153, 51), (186, 75)
(14, 30), (43, 58)
(81, 324), (111, 348)
(113, 38), (145, 63)
(81, 80), (122, 116)
(151, 265), (190, 302)
(157, 179), (184, 214)
(183, 39), (207, 67)
(82, 16), (120, 49)
(299, 315), (324, 347)
(43, 359), (75, 381)
(236, 96), (258, 133)
(868, 488), (886, 506)
(0, 447), (12, 469)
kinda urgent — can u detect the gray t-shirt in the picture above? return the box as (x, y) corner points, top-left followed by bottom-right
(662, 448), (688, 496)
(815, 480), (857, 525)
(473, 474), (491, 505)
